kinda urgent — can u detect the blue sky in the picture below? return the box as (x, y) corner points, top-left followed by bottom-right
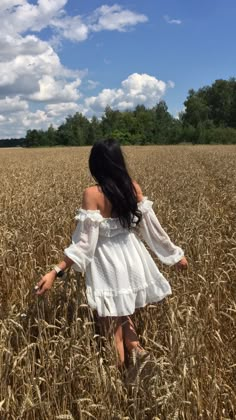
(0, 0), (235, 138)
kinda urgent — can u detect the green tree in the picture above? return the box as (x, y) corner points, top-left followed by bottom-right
(183, 90), (210, 128)
(89, 116), (103, 144)
(25, 129), (46, 147)
(100, 106), (121, 136)
(153, 101), (175, 144)
(46, 124), (57, 146)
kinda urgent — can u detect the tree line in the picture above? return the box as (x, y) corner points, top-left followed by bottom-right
(1, 78), (236, 147)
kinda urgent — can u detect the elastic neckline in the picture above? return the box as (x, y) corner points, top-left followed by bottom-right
(79, 208), (119, 221)
(78, 197), (149, 220)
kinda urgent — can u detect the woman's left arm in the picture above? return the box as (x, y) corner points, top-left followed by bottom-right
(138, 199), (186, 266)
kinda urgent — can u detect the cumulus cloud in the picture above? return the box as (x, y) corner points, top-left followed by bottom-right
(0, 96), (28, 113)
(88, 4), (148, 33)
(0, 109), (51, 139)
(0, 34), (48, 62)
(0, 1), (147, 39)
(0, 0), (67, 35)
(0, 102), (86, 139)
(50, 4), (148, 42)
(0, 72), (173, 138)
(28, 76), (81, 102)
(164, 15), (182, 25)
(0, 2), (149, 138)
(46, 102), (83, 117)
(0, 43), (81, 102)
(85, 73), (170, 114)
(0, 0), (26, 11)
(0, 33), (84, 98)
(0, 107), (56, 136)
(22, 110), (50, 128)
(51, 16), (89, 42)
(0, 44), (59, 86)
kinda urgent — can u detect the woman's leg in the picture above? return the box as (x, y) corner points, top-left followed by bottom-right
(122, 316), (145, 352)
(97, 315), (125, 366)
(113, 318), (125, 366)
(94, 313), (145, 369)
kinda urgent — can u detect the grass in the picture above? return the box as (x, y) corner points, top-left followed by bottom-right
(0, 145), (235, 419)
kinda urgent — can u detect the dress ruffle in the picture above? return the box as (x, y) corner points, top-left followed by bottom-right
(75, 197), (153, 228)
(137, 197), (154, 213)
(75, 208), (104, 223)
(86, 280), (171, 317)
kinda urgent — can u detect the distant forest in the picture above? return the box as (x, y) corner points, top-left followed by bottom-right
(1, 78), (236, 147)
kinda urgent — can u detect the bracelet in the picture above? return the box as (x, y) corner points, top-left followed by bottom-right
(52, 265), (65, 278)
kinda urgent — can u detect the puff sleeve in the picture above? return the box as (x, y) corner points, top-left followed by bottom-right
(64, 209), (103, 272)
(137, 198), (184, 266)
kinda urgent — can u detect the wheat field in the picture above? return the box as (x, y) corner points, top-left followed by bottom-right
(0, 145), (235, 420)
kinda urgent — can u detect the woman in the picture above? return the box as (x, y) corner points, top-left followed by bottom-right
(36, 138), (188, 368)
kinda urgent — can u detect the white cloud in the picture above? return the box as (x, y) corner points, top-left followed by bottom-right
(0, 72), (174, 138)
(0, 34), (48, 62)
(50, 4), (148, 42)
(0, 2), (149, 138)
(87, 80), (100, 90)
(167, 80), (175, 89)
(51, 16), (89, 42)
(88, 5), (148, 33)
(22, 109), (49, 128)
(0, 2), (148, 40)
(46, 102), (82, 117)
(28, 76), (81, 102)
(85, 73), (171, 114)
(0, 108), (50, 138)
(164, 15), (182, 25)
(0, 39), (83, 99)
(0, 1), (26, 12)
(0, 0), (67, 35)
(0, 45), (59, 90)
(0, 96), (28, 113)
(0, 104), (81, 138)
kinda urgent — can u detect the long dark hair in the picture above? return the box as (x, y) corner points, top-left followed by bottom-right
(89, 138), (142, 228)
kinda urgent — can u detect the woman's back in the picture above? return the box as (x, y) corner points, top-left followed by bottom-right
(84, 181), (143, 219)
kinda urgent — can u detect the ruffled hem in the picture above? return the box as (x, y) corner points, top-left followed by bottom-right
(86, 281), (171, 317)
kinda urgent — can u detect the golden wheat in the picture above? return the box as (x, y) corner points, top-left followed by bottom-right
(0, 145), (235, 420)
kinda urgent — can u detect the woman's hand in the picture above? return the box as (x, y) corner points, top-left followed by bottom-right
(175, 256), (188, 270)
(35, 271), (56, 296)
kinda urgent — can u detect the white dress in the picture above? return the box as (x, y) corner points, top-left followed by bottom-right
(64, 197), (184, 317)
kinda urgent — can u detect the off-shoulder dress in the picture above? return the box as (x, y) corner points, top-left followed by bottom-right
(64, 197), (184, 317)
